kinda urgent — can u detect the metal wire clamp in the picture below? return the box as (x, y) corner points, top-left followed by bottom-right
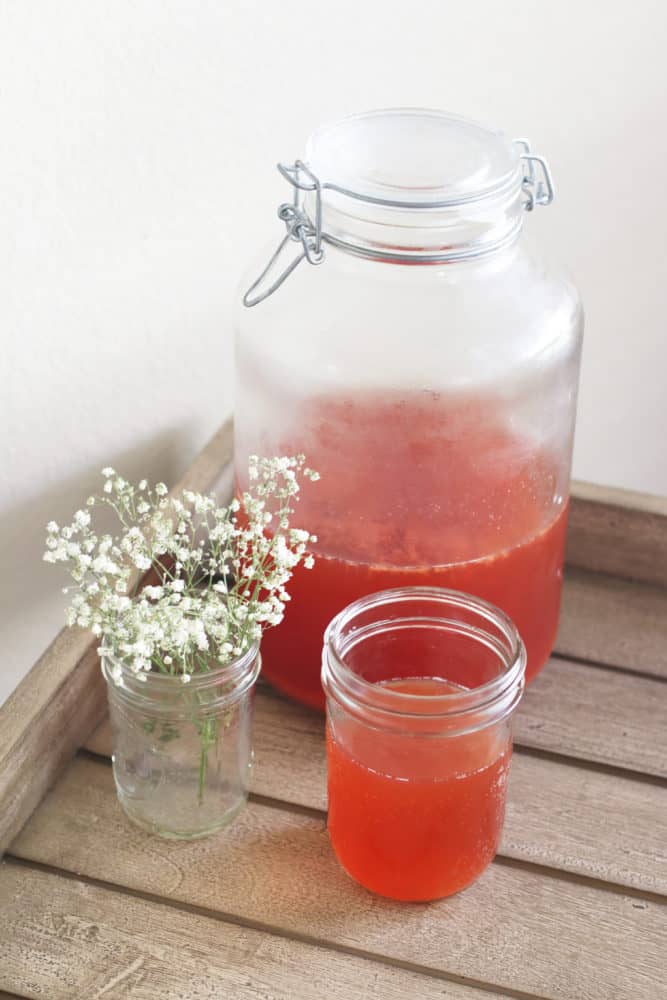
(515, 139), (555, 211)
(243, 160), (325, 308)
(244, 140), (555, 306)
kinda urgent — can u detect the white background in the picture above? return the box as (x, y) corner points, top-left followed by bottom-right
(2, 0), (666, 702)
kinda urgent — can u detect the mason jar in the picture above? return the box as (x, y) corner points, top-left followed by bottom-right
(102, 645), (260, 839)
(236, 108), (583, 709)
(321, 587), (526, 901)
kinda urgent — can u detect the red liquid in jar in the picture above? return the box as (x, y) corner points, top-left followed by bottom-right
(327, 677), (511, 901)
(257, 392), (567, 708)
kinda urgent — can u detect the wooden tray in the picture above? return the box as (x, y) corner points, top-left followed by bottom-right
(2, 419), (666, 1000)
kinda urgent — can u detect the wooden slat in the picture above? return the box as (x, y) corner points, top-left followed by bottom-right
(569, 481), (667, 587)
(517, 658), (667, 777)
(0, 631), (105, 857)
(0, 420), (234, 857)
(9, 756), (666, 1000)
(252, 693), (667, 895)
(86, 670), (667, 894)
(557, 568), (667, 678)
(88, 652), (667, 778)
(0, 862), (503, 1000)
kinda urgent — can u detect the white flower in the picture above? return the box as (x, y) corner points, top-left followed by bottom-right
(44, 455), (318, 679)
(102, 467), (115, 477)
(304, 555), (315, 570)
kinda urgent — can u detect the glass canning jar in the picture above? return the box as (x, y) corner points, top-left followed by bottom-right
(102, 646), (260, 839)
(236, 108), (583, 710)
(321, 587), (526, 901)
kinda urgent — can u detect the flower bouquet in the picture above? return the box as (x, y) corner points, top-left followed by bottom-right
(44, 455), (318, 838)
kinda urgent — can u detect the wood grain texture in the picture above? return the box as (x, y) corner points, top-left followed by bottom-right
(0, 862), (505, 1000)
(88, 653), (667, 777)
(556, 568), (667, 678)
(516, 658), (667, 777)
(253, 693), (667, 894)
(9, 756), (666, 1000)
(0, 420), (234, 858)
(569, 482), (667, 587)
(0, 632), (106, 856)
(86, 683), (667, 895)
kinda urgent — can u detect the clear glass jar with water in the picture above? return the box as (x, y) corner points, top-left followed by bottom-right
(103, 645), (260, 838)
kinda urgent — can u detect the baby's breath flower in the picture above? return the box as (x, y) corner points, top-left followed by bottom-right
(44, 454), (318, 681)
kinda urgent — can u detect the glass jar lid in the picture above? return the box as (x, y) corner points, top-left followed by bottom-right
(244, 108), (554, 307)
(306, 108), (522, 209)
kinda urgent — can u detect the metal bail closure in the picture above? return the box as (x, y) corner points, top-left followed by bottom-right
(243, 160), (325, 308)
(515, 139), (555, 212)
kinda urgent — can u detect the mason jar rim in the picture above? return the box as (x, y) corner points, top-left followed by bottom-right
(101, 641), (261, 709)
(322, 586), (526, 727)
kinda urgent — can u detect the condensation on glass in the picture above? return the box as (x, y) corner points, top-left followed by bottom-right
(235, 109), (583, 709)
(321, 586), (526, 900)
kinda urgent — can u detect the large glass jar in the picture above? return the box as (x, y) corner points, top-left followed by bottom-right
(235, 108), (583, 709)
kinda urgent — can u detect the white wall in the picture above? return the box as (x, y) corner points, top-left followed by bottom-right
(2, 0), (666, 703)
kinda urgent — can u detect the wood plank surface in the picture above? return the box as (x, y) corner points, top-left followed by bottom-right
(556, 568), (667, 678)
(0, 631), (106, 856)
(0, 862), (506, 1000)
(517, 658), (667, 777)
(568, 482), (667, 587)
(255, 692), (667, 894)
(88, 652), (667, 778)
(87, 684), (667, 895)
(0, 419), (234, 858)
(9, 756), (666, 1000)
